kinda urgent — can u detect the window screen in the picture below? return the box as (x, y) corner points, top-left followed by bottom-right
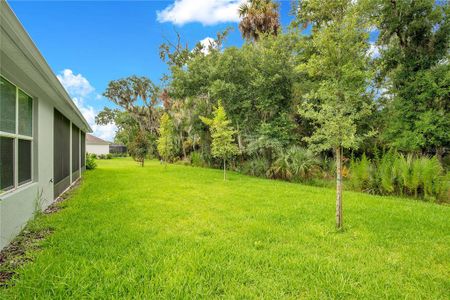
(0, 137), (14, 191)
(18, 139), (31, 185)
(72, 124), (80, 172)
(81, 131), (86, 167)
(18, 90), (33, 136)
(54, 109), (70, 184)
(0, 76), (16, 133)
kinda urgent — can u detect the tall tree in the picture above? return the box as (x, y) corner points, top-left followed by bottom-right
(296, 0), (373, 229)
(201, 102), (239, 180)
(238, 0), (281, 41)
(103, 76), (161, 134)
(375, 0), (450, 155)
(157, 113), (175, 164)
(95, 107), (139, 147)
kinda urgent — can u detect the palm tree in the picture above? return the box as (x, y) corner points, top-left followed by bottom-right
(238, 0), (281, 41)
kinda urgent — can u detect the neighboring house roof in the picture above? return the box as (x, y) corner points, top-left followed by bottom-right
(0, 1), (92, 133)
(86, 134), (110, 145)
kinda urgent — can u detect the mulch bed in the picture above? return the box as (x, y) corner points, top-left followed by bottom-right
(0, 178), (82, 287)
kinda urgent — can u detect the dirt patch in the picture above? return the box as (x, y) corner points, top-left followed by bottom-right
(0, 178), (82, 287)
(0, 228), (53, 287)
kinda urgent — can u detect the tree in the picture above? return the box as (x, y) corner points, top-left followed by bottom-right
(296, 0), (373, 229)
(96, 107), (140, 147)
(129, 131), (149, 167)
(103, 76), (161, 134)
(375, 0), (450, 155)
(238, 0), (281, 41)
(201, 102), (239, 180)
(157, 113), (175, 164)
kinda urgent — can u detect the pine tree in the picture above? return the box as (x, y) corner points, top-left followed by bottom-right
(201, 102), (239, 180)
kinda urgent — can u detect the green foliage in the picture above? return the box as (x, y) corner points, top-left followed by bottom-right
(376, 0), (450, 152)
(129, 131), (149, 167)
(157, 113), (176, 163)
(85, 153), (97, 170)
(201, 102), (239, 165)
(241, 157), (270, 178)
(96, 108), (141, 148)
(103, 76), (161, 134)
(286, 146), (320, 181)
(297, 1), (373, 153)
(349, 153), (371, 191)
(189, 151), (208, 168)
(268, 146), (320, 181)
(349, 152), (448, 202)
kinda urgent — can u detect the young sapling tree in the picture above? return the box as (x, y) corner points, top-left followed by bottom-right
(201, 102), (239, 180)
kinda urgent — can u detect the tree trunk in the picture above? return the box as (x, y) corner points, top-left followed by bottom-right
(335, 146), (343, 229)
(223, 159), (226, 181)
(141, 158), (144, 167)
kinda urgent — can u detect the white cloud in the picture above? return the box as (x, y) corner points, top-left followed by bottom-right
(157, 0), (245, 26)
(57, 69), (117, 141)
(57, 69), (94, 97)
(199, 37), (218, 54)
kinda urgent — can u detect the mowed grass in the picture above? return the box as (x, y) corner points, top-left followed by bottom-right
(1, 158), (449, 299)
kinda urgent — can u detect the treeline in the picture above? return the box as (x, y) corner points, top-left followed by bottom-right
(97, 0), (449, 204)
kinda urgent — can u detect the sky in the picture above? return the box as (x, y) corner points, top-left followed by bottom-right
(8, 0), (296, 141)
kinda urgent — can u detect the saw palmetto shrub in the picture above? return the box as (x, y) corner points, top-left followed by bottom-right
(349, 151), (448, 202)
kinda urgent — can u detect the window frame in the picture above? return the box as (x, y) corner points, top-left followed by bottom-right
(0, 75), (34, 194)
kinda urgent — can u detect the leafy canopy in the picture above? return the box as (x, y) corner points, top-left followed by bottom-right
(200, 102), (238, 161)
(297, 0), (374, 152)
(157, 113), (175, 162)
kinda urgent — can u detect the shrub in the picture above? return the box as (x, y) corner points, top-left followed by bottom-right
(86, 153), (97, 170)
(190, 151), (207, 167)
(98, 154), (106, 160)
(348, 151), (448, 202)
(348, 153), (372, 192)
(106, 153), (113, 159)
(241, 157), (270, 178)
(286, 146), (320, 181)
(267, 146), (320, 181)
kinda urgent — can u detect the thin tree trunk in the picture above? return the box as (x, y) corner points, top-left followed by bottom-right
(141, 158), (144, 167)
(223, 159), (226, 180)
(336, 146), (343, 229)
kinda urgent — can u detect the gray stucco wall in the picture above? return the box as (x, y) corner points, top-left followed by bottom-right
(0, 1), (91, 250)
(0, 184), (39, 249)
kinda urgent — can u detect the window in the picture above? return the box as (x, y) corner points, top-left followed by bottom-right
(0, 75), (33, 193)
(0, 137), (14, 191)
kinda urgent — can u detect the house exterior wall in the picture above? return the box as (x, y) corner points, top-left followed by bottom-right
(0, 1), (91, 250)
(86, 144), (110, 155)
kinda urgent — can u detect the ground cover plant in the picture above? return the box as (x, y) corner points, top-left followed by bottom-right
(1, 158), (449, 298)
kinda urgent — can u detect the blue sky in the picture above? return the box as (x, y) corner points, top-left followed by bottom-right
(8, 0), (296, 140)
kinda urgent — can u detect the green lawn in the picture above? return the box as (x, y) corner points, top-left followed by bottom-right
(1, 158), (449, 299)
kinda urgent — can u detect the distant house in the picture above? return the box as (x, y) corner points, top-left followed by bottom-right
(86, 134), (110, 155)
(0, 1), (91, 249)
